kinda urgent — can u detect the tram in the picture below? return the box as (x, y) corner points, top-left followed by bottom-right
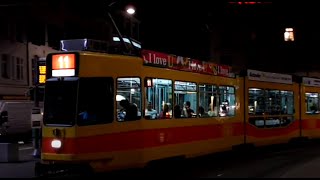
(35, 39), (319, 175)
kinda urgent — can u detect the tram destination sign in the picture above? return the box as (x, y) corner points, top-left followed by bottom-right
(247, 69), (292, 84)
(302, 77), (320, 87)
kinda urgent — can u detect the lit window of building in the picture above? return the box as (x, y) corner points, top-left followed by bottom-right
(284, 28), (294, 42)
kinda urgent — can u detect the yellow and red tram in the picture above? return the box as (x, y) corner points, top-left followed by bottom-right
(244, 69), (300, 146)
(36, 43), (320, 175)
(300, 77), (320, 138)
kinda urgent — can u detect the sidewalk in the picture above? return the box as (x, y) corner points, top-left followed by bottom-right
(0, 144), (37, 178)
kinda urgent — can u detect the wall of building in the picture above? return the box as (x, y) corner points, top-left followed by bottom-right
(0, 40), (57, 97)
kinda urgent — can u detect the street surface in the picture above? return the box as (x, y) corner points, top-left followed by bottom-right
(0, 143), (35, 178)
(2, 141), (320, 178)
(100, 141), (320, 178)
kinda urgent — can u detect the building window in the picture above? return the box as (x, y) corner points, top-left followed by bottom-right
(0, 21), (9, 40)
(11, 56), (15, 79)
(16, 57), (24, 80)
(1, 54), (10, 79)
(284, 28), (294, 42)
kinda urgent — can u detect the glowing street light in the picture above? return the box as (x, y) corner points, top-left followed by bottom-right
(126, 6), (135, 15)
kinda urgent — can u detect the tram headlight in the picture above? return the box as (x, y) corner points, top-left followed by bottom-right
(51, 139), (62, 149)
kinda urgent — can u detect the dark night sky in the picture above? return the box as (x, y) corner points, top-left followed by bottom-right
(121, 0), (319, 71)
(3, 0), (318, 60)
(134, 1), (231, 58)
(49, 0), (217, 58)
(114, 1), (316, 59)
(111, 0), (220, 58)
(102, 1), (253, 57)
(3, 0), (315, 71)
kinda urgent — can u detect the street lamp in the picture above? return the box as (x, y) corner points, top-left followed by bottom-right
(107, 1), (129, 54)
(107, 2), (140, 55)
(124, 5), (139, 40)
(126, 6), (135, 15)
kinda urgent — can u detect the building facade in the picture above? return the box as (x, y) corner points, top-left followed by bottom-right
(0, 40), (57, 97)
(0, 0), (115, 98)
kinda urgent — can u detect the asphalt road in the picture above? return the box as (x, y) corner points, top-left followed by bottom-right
(3, 140), (320, 178)
(97, 141), (320, 178)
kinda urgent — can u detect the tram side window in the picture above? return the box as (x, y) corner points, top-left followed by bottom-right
(248, 88), (294, 128)
(117, 77), (142, 121)
(77, 77), (114, 126)
(174, 81), (197, 118)
(281, 91), (294, 115)
(248, 88), (265, 115)
(199, 84), (218, 117)
(249, 89), (294, 115)
(144, 78), (172, 119)
(265, 90), (294, 115)
(305, 93), (320, 114)
(219, 86), (236, 117)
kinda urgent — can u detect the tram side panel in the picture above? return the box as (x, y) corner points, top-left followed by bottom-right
(244, 70), (300, 147)
(136, 66), (245, 162)
(300, 77), (320, 139)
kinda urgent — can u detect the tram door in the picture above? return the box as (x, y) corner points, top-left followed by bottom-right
(155, 85), (169, 113)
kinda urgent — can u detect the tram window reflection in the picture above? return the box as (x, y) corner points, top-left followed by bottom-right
(117, 77), (142, 121)
(248, 88), (294, 115)
(174, 81), (197, 118)
(219, 86), (236, 117)
(281, 91), (294, 115)
(248, 88), (294, 128)
(77, 77), (114, 126)
(199, 84), (218, 118)
(144, 78), (172, 120)
(305, 93), (320, 114)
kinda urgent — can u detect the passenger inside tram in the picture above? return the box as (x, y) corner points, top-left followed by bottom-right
(182, 101), (195, 118)
(160, 103), (171, 119)
(145, 102), (158, 119)
(119, 99), (139, 121)
(198, 106), (205, 117)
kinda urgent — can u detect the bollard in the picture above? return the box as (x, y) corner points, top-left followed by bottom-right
(32, 128), (41, 158)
